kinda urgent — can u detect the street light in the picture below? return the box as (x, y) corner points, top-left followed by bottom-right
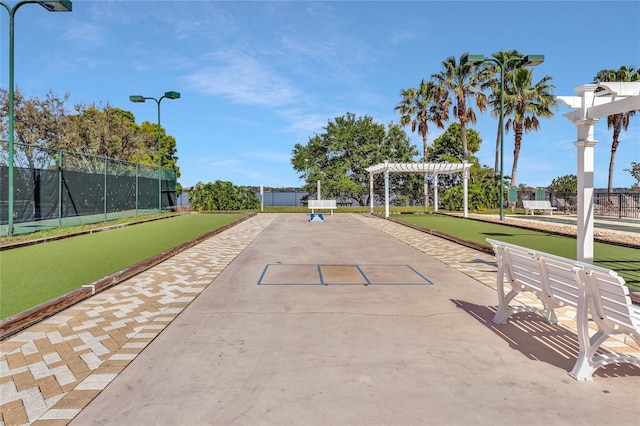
(129, 91), (180, 213)
(462, 53), (544, 221)
(1, 0), (72, 237)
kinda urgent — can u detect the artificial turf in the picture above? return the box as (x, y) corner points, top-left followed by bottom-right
(394, 214), (640, 291)
(0, 213), (247, 319)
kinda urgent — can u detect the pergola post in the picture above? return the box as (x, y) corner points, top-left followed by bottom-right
(558, 82), (639, 263)
(575, 137), (598, 262)
(433, 174), (439, 213)
(463, 161), (469, 218)
(369, 172), (374, 213)
(384, 161), (390, 218)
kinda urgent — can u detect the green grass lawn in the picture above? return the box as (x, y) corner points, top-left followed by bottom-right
(0, 213), (247, 319)
(394, 214), (640, 292)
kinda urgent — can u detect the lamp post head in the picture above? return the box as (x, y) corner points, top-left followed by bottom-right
(129, 95), (146, 103)
(461, 53), (486, 66)
(164, 91), (180, 99)
(521, 55), (544, 66)
(38, 1), (72, 12)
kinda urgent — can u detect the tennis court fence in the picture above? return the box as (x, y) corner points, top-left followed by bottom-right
(1, 143), (177, 236)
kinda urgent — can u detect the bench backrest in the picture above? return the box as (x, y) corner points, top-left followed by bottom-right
(308, 199), (337, 209)
(580, 267), (639, 331)
(538, 254), (581, 308)
(489, 239), (581, 308)
(522, 200), (552, 209)
(487, 238), (635, 325)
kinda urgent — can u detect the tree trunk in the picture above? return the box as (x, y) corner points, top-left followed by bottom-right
(511, 132), (523, 188)
(608, 127), (621, 193)
(460, 121), (469, 162)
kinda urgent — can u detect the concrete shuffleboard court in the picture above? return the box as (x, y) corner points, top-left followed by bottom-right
(69, 214), (639, 425)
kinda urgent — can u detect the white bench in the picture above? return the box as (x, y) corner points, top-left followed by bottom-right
(487, 238), (640, 381)
(308, 199), (337, 216)
(522, 200), (557, 215)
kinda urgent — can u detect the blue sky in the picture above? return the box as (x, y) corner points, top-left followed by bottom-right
(2, 0), (639, 189)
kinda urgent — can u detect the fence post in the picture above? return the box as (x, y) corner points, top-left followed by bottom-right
(135, 163), (139, 217)
(58, 149), (63, 228)
(104, 158), (108, 223)
(618, 193), (622, 219)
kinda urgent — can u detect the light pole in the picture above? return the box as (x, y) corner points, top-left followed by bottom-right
(462, 53), (543, 221)
(129, 91), (180, 213)
(1, 0), (72, 237)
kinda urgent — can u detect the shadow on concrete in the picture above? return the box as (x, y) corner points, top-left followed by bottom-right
(451, 299), (640, 380)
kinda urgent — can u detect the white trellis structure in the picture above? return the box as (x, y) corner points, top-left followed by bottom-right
(365, 161), (473, 218)
(558, 82), (640, 263)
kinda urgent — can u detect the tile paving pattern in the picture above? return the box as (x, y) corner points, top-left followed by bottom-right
(1, 213), (638, 425)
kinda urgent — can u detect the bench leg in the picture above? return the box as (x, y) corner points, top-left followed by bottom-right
(492, 262), (559, 325)
(569, 327), (613, 381)
(569, 294), (640, 381)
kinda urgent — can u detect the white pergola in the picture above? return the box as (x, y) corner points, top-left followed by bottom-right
(558, 81), (640, 263)
(365, 161), (472, 218)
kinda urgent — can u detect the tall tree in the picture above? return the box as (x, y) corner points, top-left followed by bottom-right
(0, 88), (68, 169)
(478, 50), (524, 175)
(395, 79), (449, 206)
(431, 53), (487, 162)
(503, 67), (557, 187)
(593, 66), (640, 192)
(60, 103), (144, 172)
(291, 112), (417, 206)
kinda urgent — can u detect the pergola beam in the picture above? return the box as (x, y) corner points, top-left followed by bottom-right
(366, 162), (472, 218)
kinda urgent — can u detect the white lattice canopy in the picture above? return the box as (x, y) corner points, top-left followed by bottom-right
(365, 162), (470, 175)
(366, 161), (472, 218)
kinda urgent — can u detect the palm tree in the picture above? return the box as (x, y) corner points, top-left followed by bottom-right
(432, 54), (487, 162)
(593, 66), (640, 192)
(503, 67), (557, 187)
(395, 80), (449, 161)
(395, 80), (449, 206)
(478, 50), (524, 176)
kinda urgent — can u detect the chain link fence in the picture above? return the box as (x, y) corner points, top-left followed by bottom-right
(1, 143), (177, 236)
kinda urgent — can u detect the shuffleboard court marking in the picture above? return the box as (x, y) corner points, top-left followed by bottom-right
(257, 264), (433, 286)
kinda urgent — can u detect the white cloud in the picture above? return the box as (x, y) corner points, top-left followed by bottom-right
(183, 50), (299, 107)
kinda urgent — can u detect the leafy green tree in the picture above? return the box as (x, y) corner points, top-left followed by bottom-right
(550, 174), (577, 194)
(427, 122), (481, 189)
(427, 122), (481, 163)
(1, 90), (181, 182)
(431, 53), (487, 162)
(593, 66), (640, 192)
(625, 162), (640, 191)
(188, 180), (259, 211)
(503, 67), (557, 187)
(0, 88), (68, 169)
(136, 121), (181, 181)
(426, 123), (505, 211)
(61, 104), (142, 165)
(291, 112), (418, 206)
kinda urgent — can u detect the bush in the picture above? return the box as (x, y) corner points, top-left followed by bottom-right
(188, 181), (259, 211)
(441, 181), (500, 212)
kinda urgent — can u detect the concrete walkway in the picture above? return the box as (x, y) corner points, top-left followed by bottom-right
(1, 213), (639, 425)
